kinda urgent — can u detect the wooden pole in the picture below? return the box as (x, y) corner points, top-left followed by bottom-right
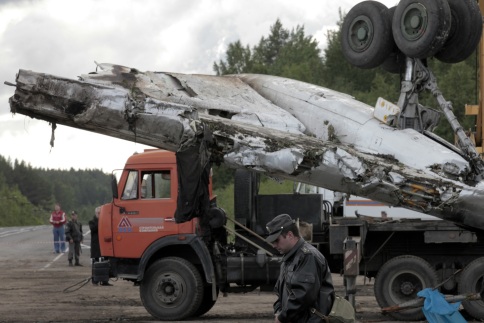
(478, 0), (484, 154)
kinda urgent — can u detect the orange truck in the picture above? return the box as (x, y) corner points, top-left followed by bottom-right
(95, 149), (484, 322)
(96, 149), (281, 320)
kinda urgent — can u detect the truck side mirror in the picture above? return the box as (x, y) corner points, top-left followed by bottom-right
(111, 175), (119, 199)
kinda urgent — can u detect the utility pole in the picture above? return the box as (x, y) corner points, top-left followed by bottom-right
(464, 0), (484, 157)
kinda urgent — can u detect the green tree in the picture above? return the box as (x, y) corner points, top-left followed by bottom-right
(214, 19), (324, 84)
(321, 11), (373, 94)
(213, 40), (253, 75)
(422, 59), (478, 142)
(0, 154), (113, 226)
(0, 173), (41, 226)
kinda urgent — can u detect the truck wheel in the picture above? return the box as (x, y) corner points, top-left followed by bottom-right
(341, 1), (393, 69)
(140, 257), (204, 320)
(374, 255), (438, 321)
(435, 0), (483, 63)
(392, 0), (451, 59)
(193, 285), (219, 317)
(458, 257), (484, 320)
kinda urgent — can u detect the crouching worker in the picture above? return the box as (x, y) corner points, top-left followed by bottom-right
(66, 211), (83, 267)
(266, 214), (335, 323)
(89, 206), (112, 286)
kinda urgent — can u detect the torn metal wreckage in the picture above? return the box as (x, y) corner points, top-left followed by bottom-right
(7, 63), (484, 230)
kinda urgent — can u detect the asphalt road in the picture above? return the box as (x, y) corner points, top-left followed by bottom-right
(0, 225), (478, 323)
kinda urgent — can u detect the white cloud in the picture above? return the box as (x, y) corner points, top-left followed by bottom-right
(0, 0), (400, 172)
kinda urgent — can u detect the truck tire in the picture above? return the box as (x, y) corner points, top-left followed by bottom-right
(374, 255), (438, 321)
(458, 257), (484, 320)
(140, 257), (204, 320)
(193, 285), (219, 317)
(435, 0), (483, 63)
(392, 0), (451, 59)
(341, 1), (393, 69)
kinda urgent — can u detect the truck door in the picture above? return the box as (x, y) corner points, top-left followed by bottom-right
(112, 168), (179, 258)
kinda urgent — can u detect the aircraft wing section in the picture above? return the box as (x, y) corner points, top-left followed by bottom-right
(7, 63), (484, 230)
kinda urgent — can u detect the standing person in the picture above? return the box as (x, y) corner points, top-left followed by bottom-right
(89, 206), (112, 286)
(65, 211), (83, 267)
(49, 202), (66, 253)
(266, 214), (335, 323)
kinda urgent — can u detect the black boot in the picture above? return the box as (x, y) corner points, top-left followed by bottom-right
(75, 262), (83, 266)
(68, 260), (73, 267)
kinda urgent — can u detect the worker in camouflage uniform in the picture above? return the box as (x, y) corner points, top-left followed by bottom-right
(65, 210), (83, 267)
(266, 214), (334, 323)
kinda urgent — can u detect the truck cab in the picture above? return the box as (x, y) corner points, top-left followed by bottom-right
(99, 150), (197, 261)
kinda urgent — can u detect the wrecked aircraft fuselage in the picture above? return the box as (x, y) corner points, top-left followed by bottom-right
(7, 63), (484, 230)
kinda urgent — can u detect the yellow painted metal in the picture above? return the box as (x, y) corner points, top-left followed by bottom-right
(466, 104), (480, 115)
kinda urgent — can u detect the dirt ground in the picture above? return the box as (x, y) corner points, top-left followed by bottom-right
(0, 226), (479, 323)
(0, 261), (384, 323)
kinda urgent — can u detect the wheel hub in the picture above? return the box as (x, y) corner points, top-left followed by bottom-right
(400, 281), (416, 296)
(348, 15), (374, 52)
(157, 276), (181, 303)
(400, 3), (428, 41)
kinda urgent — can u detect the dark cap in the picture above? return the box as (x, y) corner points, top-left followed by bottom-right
(265, 214), (295, 243)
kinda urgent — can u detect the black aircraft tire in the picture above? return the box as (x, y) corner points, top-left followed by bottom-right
(374, 255), (438, 321)
(435, 0), (483, 63)
(341, 1), (393, 69)
(140, 257), (204, 321)
(392, 0), (451, 59)
(381, 49), (406, 74)
(381, 6), (406, 74)
(458, 257), (484, 320)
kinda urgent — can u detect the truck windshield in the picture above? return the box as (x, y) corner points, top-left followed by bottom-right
(122, 170), (138, 200)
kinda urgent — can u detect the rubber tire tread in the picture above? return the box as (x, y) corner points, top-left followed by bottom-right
(458, 257), (484, 320)
(193, 285), (219, 317)
(341, 1), (393, 69)
(374, 255), (438, 321)
(381, 6), (406, 74)
(392, 0), (451, 59)
(435, 0), (483, 63)
(140, 257), (204, 321)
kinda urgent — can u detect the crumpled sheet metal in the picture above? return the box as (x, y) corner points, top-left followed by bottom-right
(236, 74), (471, 178)
(11, 68), (200, 151)
(83, 63), (306, 135)
(225, 146), (305, 174)
(7, 63), (484, 231)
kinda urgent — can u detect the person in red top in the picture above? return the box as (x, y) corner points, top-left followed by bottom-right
(49, 202), (66, 253)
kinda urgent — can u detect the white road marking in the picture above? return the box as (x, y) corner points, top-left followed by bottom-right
(0, 226), (43, 238)
(40, 252), (65, 271)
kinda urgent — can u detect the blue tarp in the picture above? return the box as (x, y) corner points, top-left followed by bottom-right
(416, 288), (467, 323)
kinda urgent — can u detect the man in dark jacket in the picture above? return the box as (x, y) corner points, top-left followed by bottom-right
(266, 214), (334, 323)
(65, 211), (83, 266)
(89, 206), (112, 286)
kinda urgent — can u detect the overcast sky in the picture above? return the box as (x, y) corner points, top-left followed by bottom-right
(0, 0), (398, 173)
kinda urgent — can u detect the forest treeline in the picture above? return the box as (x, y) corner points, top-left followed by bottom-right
(0, 155), (112, 226)
(1, 14), (479, 226)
